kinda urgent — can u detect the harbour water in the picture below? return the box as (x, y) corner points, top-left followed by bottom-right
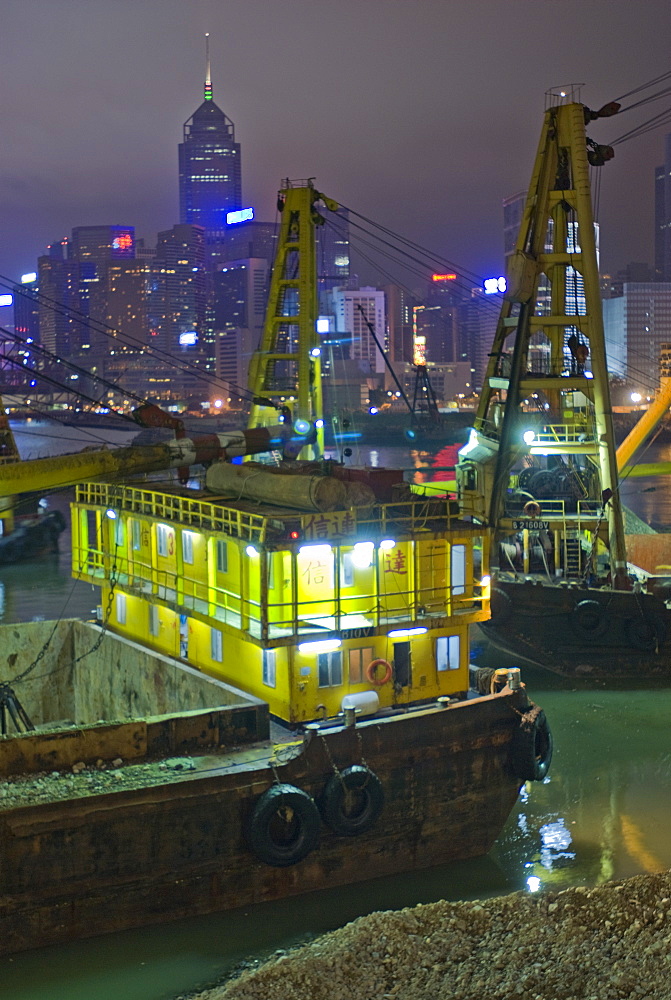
(2, 423), (671, 999)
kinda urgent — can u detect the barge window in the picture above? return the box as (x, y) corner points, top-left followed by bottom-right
(157, 524), (170, 557)
(451, 544), (466, 596)
(149, 604), (160, 636)
(216, 540), (228, 573)
(436, 634), (460, 671)
(318, 651), (343, 687)
(131, 520), (141, 551)
(182, 531), (195, 565)
(115, 592), (126, 625)
(211, 627), (223, 662)
(340, 552), (354, 587)
(348, 647), (374, 683)
(113, 518), (125, 548)
(263, 649), (276, 687)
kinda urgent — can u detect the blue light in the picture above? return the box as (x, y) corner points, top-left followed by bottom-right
(226, 207), (254, 225)
(294, 419), (311, 436)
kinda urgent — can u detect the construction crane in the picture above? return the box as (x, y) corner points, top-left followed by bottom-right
(457, 88), (628, 586)
(247, 179), (338, 459)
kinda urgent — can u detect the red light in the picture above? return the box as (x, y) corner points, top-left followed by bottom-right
(289, 530), (300, 539)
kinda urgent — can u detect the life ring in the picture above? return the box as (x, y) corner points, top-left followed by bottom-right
(523, 500), (542, 518)
(247, 783), (320, 867)
(624, 614), (667, 652)
(320, 765), (384, 836)
(573, 599), (607, 637)
(512, 708), (553, 782)
(365, 658), (392, 686)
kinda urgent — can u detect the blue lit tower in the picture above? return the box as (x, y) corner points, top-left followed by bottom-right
(179, 35), (242, 237)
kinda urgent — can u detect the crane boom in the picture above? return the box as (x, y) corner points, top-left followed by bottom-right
(0, 425), (288, 498)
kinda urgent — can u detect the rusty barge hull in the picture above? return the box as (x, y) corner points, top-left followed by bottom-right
(0, 688), (530, 954)
(474, 580), (671, 682)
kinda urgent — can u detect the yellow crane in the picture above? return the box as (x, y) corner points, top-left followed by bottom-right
(247, 179), (338, 459)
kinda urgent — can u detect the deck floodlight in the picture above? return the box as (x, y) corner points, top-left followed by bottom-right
(105, 509), (118, 519)
(523, 430), (536, 445)
(245, 545), (259, 557)
(387, 627), (428, 638)
(298, 638), (342, 654)
(352, 541), (374, 568)
(379, 538), (396, 550)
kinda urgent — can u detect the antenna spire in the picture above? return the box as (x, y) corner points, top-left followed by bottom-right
(204, 33), (212, 101)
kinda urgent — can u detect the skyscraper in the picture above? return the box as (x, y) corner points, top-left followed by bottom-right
(179, 37), (242, 237)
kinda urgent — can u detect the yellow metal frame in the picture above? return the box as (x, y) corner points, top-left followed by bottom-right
(469, 100), (627, 582)
(247, 180), (338, 459)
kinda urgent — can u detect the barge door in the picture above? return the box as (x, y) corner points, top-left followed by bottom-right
(393, 641), (412, 687)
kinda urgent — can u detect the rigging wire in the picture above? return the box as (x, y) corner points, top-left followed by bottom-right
(1, 271), (259, 407)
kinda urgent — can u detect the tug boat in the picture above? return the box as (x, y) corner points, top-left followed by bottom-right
(0, 181), (551, 954)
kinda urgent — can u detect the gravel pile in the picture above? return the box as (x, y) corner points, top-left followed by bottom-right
(188, 872), (671, 1000)
(0, 755), (199, 810)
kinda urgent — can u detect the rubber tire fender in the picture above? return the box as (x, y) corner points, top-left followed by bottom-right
(247, 783), (320, 867)
(513, 708), (553, 782)
(320, 765), (385, 836)
(624, 614), (667, 652)
(486, 586), (512, 627)
(573, 599), (607, 637)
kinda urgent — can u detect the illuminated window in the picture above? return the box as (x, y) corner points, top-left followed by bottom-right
(451, 544), (466, 596)
(262, 649), (276, 687)
(112, 518), (125, 547)
(211, 628), (223, 662)
(216, 540), (228, 573)
(115, 592), (126, 625)
(157, 524), (170, 557)
(318, 651), (342, 687)
(436, 635), (460, 671)
(348, 647), (374, 683)
(182, 531), (195, 565)
(149, 605), (160, 637)
(340, 552), (354, 587)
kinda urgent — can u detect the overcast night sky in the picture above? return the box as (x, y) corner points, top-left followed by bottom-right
(2, 0), (671, 291)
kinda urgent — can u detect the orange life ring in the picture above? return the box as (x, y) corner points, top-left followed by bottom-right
(365, 658), (392, 686)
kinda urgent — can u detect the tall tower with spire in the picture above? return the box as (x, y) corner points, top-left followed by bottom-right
(179, 35), (242, 237)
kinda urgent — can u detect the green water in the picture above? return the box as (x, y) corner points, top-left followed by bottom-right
(2, 685), (671, 1000)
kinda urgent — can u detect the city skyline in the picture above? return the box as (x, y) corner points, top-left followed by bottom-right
(2, 0), (671, 293)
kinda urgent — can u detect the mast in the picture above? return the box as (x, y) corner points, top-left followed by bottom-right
(204, 33), (212, 101)
(247, 179), (338, 460)
(460, 91), (627, 587)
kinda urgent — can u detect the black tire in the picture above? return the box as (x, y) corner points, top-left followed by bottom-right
(624, 615), (667, 652)
(573, 599), (607, 637)
(320, 765), (384, 836)
(512, 708), (553, 782)
(247, 783), (320, 867)
(487, 587), (512, 627)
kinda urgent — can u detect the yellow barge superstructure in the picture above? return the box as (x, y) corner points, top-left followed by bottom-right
(72, 474), (490, 723)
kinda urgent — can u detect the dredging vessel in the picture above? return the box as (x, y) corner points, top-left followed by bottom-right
(458, 87), (671, 682)
(0, 181), (551, 954)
